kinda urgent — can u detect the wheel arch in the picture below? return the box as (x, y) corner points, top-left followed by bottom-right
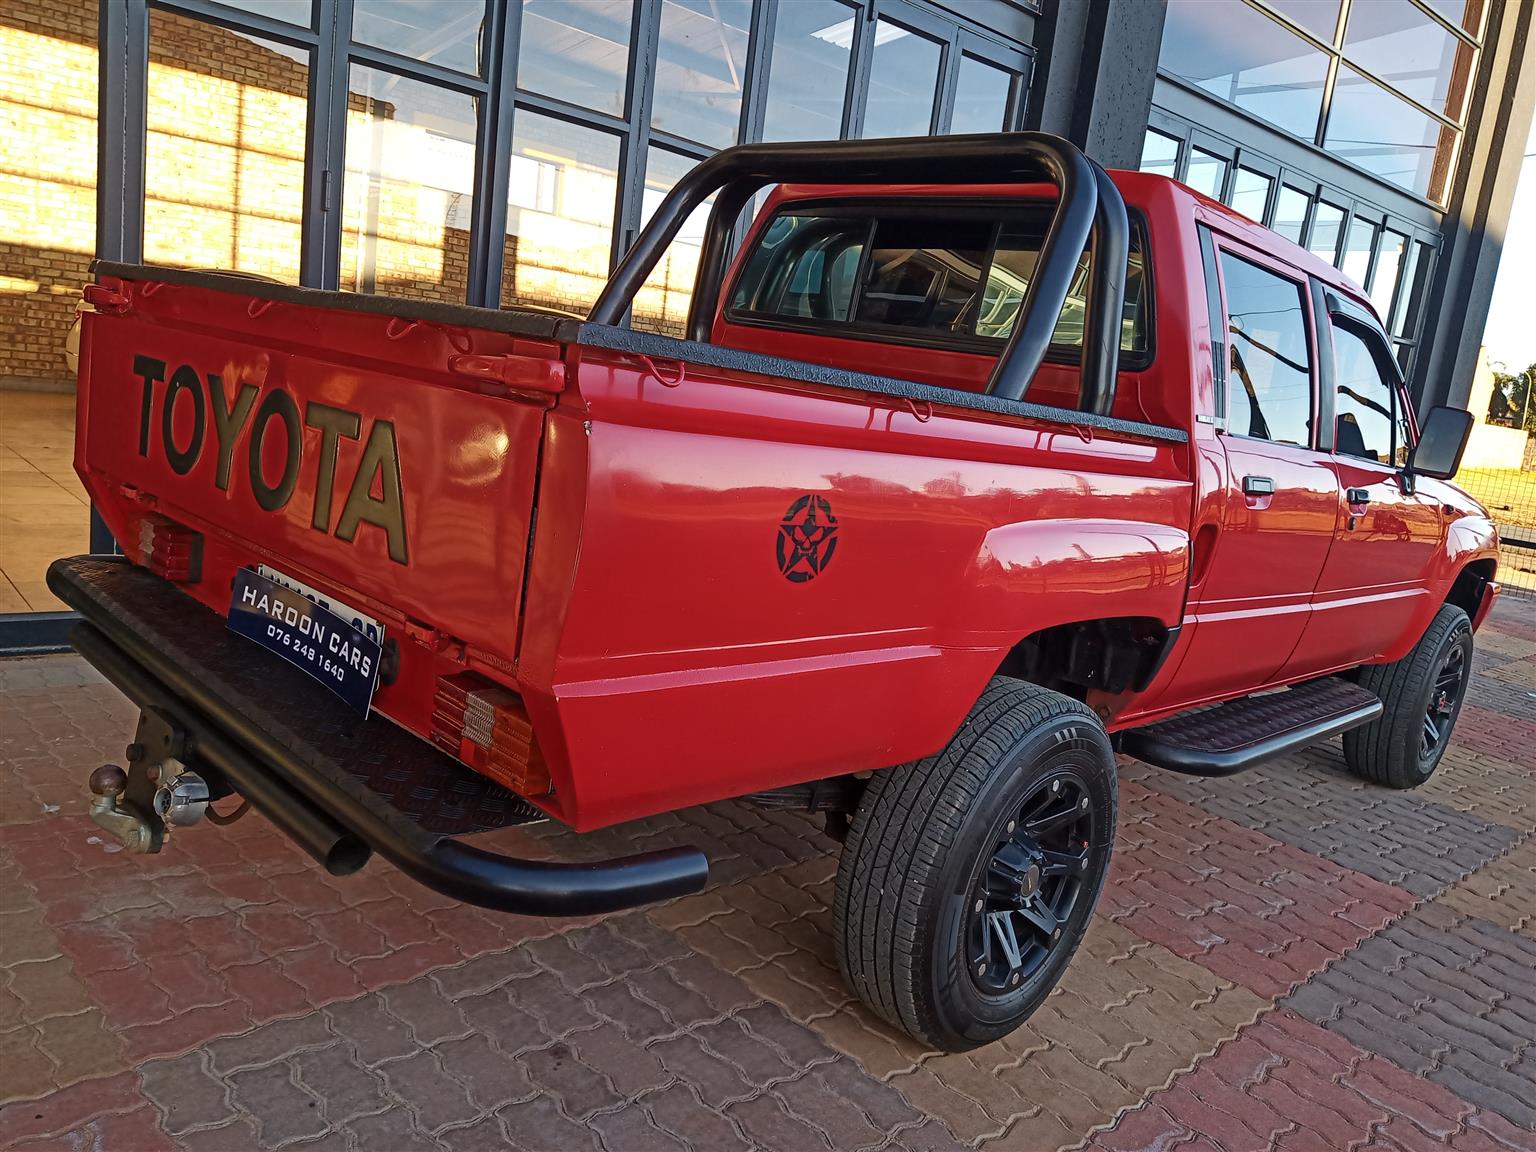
(994, 615), (1178, 703)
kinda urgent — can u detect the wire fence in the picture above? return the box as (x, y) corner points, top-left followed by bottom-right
(1456, 433), (1536, 597)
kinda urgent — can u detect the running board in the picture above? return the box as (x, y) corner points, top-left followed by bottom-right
(1121, 676), (1382, 777)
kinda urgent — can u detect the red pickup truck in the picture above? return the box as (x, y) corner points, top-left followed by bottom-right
(53, 133), (1498, 1051)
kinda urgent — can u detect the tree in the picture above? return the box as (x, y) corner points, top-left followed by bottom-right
(1488, 362), (1536, 433)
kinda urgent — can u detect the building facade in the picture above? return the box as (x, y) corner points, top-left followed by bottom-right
(0, 0), (1530, 643)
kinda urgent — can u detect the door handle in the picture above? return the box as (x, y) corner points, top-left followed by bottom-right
(1346, 487), (1372, 506)
(1242, 475), (1275, 497)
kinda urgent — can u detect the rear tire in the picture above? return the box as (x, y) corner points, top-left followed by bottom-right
(833, 678), (1116, 1051)
(1344, 604), (1473, 789)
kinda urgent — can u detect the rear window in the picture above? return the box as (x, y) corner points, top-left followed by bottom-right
(727, 205), (1149, 358)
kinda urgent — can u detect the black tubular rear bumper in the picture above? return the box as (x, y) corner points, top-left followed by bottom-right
(47, 556), (709, 916)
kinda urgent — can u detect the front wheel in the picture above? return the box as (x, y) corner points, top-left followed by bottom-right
(833, 679), (1116, 1051)
(1344, 603), (1473, 789)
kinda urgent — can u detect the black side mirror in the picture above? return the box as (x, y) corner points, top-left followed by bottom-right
(1408, 405), (1474, 480)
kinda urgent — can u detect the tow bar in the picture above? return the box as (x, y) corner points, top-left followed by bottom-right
(86, 706), (211, 854)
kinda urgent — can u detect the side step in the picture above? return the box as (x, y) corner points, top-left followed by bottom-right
(1121, 676), (1382, 777)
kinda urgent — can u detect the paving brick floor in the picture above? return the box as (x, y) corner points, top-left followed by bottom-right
(1, 593), (1532, 1151)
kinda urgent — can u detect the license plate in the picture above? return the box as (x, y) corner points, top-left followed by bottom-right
(228, 567), (381, 715)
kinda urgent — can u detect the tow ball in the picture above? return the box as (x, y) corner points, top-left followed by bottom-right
(87, 706), (210, 853)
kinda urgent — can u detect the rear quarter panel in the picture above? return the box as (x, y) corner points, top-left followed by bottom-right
(519, 348), (1193, 828)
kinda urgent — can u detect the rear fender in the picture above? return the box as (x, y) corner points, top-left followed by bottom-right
(958, 518), (1190, 640)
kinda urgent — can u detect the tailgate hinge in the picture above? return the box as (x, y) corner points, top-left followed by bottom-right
(448, 353), (566, 397)
(83, 282), (131, 315)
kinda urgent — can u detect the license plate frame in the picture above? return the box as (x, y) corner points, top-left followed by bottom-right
(227, 567), (382, 716)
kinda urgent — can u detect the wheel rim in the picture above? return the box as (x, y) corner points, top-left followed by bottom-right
(1420, 642), (1468, 761)
(967, 772), (1094, 996)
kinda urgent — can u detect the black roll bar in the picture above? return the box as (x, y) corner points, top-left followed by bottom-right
(586, 132), (1127, 416)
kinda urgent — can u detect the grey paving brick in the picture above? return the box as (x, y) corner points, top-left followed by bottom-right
(726, 1091), (832, 1151)
(643, 1083), (754, 1152)
(497, 1094), (603, 1152)
(431, 949), (539, 1002)
(696, 1016), (798, 1084)
(567, 919), (657, 979)
(436, 1031), (537, 1112)
(738, 1002), (838, 1067)
(521, 1039), (623, 1119)
(325, 992), (416, 1067)
(650, 1032), (756, 1108)
(381, 980), (471, 1046)
(438, 1115), (515, 1152)
(525, 932), (611, 992)
(774, 1069), (886, 1149)
(629, 966), (719, 1031)
(290, 1042), (391, 1126)
(345, 1105), (443, 1152)
(580, 977), (672, 1041)
(570, 1019), (671, 1097)
(139, 1049), (234, 1136)
(227, 1061), (329, 1146)
(379, 1050), (480, 1133)
(588, 1105), (692, 1152)
(513, 970), (602, 1036)
(457, 987), (551, 1057)
(609, 912), (693, 964)
(204, 1014), (335, 1076)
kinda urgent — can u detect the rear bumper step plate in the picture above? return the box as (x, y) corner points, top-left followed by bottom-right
(1122, 676), (1383, 776)
(47, 555), (708, 915)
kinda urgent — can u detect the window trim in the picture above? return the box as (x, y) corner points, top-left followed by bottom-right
(721, 197), (1157, 372)
(1208, 235), (1321, 450)
(1322, 292), (1419, 468)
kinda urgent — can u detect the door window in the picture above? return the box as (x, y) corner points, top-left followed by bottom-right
(1331, 321), (1408, 465)
(1218, 252), (1314, 446)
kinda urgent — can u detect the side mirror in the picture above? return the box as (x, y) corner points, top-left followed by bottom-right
(1408, 405), (1474, 480)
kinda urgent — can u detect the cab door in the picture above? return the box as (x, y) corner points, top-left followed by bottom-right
(1156, 238), (1340, 706)
(1286, 298), (1442, 672)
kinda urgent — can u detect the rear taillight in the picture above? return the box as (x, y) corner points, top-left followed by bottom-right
(431, 672), (550, 796)
(138, 514), (203, 582)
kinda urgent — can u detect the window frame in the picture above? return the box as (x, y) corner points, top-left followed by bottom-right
(1208, 233), (1321, 449)
(720, 197), (1157, 371)
(1319, 289), (1419, 469)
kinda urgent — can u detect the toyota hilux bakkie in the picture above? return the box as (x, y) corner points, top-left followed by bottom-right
(52, 133), (1498, 1050)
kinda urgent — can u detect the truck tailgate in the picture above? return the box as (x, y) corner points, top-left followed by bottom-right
(76, 267), (563, 673)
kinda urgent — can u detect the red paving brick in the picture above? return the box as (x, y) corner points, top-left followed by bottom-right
(2, 595), (1534, 1149)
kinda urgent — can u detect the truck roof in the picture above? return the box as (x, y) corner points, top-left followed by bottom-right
(763, 169), (1379, 323)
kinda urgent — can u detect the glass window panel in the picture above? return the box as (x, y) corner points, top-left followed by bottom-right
(729, 214), (867, 320)
(501, 113), (620, 316)
(651, 0), (751, 148)
(1140, 129), (1181, 176)
(1273, 185), (1310, 244)
(761, 0), (854, 141)
(340, 67), (477, 303)
(1342, 0), (1476, 121)
(1391, 240), (1434, 337)
(144, 13), (307, 283)
(217, 0), (313, 25)
(1184, 149), (1228, 199)
(1229, 167), (1273, 222)
(861, 20), (942, 138)
(517, 0), (631, 117)
(1331, 323), (1399, 464)
(1310, 200), (1346, 264)
(1324, 66), (1458, 200)
(1342, 216), (1376, 286)
(948, 55), (1013, 135)
(1159, 0), (1330, 139)
(1219, 252), (1314, 446)
(1260, 0), (1342, 41)
(854, 216), (992, 331)
(635, 147), (715, 335)
(983, 220), (1149, 352)
(352, 1), (486, 76)
(1418, 0), (1485, 39)
(1370, 229), (1407, 318)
